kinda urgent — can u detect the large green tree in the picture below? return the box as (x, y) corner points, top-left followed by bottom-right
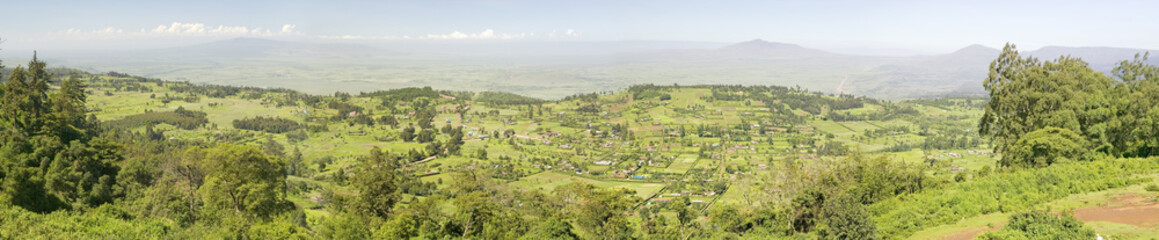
(980, 44), (1117, 163)
(192, 144), (289, 219)
(0, 54), (119, 212)
(351, 147), (399, 219)
(1001, 127), (1091, 168)
(1, 53), (52, 135)
(555, 183), (638, 240)
(1114, 53), (1159, 157)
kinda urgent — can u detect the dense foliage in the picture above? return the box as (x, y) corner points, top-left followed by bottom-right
(981, 44), (1159, 166)
(105, 107), (208, 130)
(233, 116), (302, 133)
(474, 91), (546, 105)
(0, 54), (120, 213)
(978, 211), (1095, 239)
(870, 157), (1149, 238)
(3, 45), (1157, 239)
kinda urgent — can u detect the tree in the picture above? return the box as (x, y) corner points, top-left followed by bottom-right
(475, 148), (488, 160)
(1114, 53), (1159, 157)
(416, 129), (435, 143)
(48, 74), (89, 142)
(194, 144), (288, 219)
(453, 191), (500, 237)
(261, 137), (285, 159)
(981, 44), (1117, 159)
(1001, 127), (1091, 168)
(287, 147), (303, 176)
(44, 137), (122, 206)
(709, 204), (749, 233)
(0, 54), (120, 212)
(351, 147), (399, 219)
(524, 216), (579, 240)
(818, 194), (877, 240)
(1, 54), (52, 135)
(400, 126), (416, 142)
(555, 183), (638, 240)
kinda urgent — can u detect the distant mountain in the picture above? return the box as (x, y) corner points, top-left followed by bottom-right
(855, 44), (1000, 98)
(619, 39), (840, 62)
(45, 39), (1159, 100)
(145, 38), (398, 59)
(714, 39), (839, 59)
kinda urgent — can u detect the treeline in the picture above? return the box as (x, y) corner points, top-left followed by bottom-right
(473, 91), (545, 105)
(104, 106), (208, 130)
(826, 104), (919, 122)
(233, 116), (302, 133)
(628, 84), (678, 100)
(359, 86), (440, 101)
(907, 97), (987, 110)
(97, 71), (300, 100)
(980, 44), (1159, 167)
(920, 134), (982, 150)
(561, 92), (600, 102)
(702, 84), (871, 115)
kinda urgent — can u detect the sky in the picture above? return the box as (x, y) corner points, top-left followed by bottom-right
(2, 0), (1157, 54)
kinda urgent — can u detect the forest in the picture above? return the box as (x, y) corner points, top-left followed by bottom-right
(0, 44), (1157, 239)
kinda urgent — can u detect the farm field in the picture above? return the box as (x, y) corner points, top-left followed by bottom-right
(5, 62), (1156, 239)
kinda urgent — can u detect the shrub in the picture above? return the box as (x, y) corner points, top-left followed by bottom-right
(977, 211), (1094, 240)
(1146, 184), (1159, 192)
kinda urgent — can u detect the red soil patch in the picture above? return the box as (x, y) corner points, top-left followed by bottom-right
(940, 225), (1002, 240)
(1073, 193), (1159, 228)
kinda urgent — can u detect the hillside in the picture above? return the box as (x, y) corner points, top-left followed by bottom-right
(3, 47), (1159, 238)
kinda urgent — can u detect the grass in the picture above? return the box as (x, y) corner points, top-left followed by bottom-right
(82, 76), (1011, 237)
(512, 172), (665, 199)
(905, 213), (1008, 240)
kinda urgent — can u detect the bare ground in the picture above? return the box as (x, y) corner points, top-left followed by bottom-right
(1073, 193), (1159, 228)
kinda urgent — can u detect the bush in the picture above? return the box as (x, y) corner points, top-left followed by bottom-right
(977, 211), (1094, 240)
(1146, 184), (1159, 192)
(870, 158), (1153, 238)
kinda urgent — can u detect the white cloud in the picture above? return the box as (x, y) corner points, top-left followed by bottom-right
(47, 23), (574, 42)
(47, 22), (295, 40)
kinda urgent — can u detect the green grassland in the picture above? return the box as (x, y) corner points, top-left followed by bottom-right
(59, 72), (1158, 239)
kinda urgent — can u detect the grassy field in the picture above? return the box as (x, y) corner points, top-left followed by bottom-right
(79, 75), (1017, 238)
(512, 172), (665, 199)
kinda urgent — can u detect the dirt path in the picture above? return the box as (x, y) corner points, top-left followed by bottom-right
(1073, 193), (1159, 228)
(836, 74), (850, 95)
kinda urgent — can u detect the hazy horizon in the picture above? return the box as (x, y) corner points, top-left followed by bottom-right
(4, 0), (1159, 56)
